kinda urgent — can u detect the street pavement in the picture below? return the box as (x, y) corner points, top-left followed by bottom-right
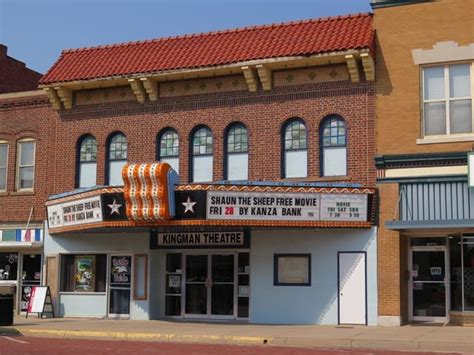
(0, 317), (473, 353)
(0, 336), (467, 355)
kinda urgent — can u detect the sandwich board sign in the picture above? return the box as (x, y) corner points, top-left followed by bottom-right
(26, 286), (55, 318)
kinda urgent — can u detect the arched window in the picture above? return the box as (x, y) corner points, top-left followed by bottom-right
(77, 135), (97, 188)
(106, 132), (127, 186)
(190, 126), (213, 182)
(225, 123), (248, 180)
(320, 115), (347, 176)
(157, 128), (179, 173)
(282, 119), (307, 178)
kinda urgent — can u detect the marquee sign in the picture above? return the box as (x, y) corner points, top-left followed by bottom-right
(47, 196), (103, 229)
(206, 191), (368, 222)
(47, 193), (128, 231)
(123, 163), (179, 221)
(150, 230), (250, 249)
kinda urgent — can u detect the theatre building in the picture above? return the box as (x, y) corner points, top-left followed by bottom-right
(40, 14), (378, 324)
(373, 0), (474, 325)
(0, 46), (52, 314)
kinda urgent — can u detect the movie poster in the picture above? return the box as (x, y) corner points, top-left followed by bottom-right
(74, 256), (95, 292)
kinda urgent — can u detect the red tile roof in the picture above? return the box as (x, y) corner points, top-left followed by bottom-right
(40, 13), (374, 85)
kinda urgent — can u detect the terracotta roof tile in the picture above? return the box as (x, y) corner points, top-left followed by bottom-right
(40, 13), (374, 85)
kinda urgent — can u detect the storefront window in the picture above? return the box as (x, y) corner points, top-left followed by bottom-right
(165, 253), (182, 316)
(0, 253), (18, 281)
(60, 254), (106, 292)
(449, 235), (474, 312)
(462, 236), (474, 311)
(450, 236), (462, 311)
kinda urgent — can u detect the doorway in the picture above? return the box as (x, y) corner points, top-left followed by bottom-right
(184, 253), (235, 319)
(108, 255), (132, 318)
(409, 246), (448, 322)
(164, 251), (250, 320)
(338, 251), (367, 325)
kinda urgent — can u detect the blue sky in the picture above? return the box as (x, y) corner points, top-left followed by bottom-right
(0, 0), (371, 74)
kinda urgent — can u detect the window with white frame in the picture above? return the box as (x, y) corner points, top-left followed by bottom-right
(0, 142), (8, 191)
(16, 139), (35, 190)
(158, 129), (179, 173)
(320, 115), (347, 177)
(191, 127), (213, 182)
(423, 63), (473, 136)
(226, 123), (248, 180)
(282, 119), (307, 178)
(78, 135), (97, 188)
(107, 133), (127, 186)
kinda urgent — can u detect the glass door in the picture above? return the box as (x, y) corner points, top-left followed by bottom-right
(184, 253), (236, 319)
(210, 254), (234, 318)
(20, 254), (41, 312)
(409, 247), (448, 322)
(108, 255), (132, 318)
(185, 254), (208, 317)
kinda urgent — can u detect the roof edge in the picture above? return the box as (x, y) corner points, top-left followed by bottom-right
(39, 48), (372, 87)
(58, 12), (373, 56)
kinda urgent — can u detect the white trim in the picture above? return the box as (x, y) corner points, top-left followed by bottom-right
(0, 90), (45, 100)
(0, 242), (43, 249)
(384, 165), (467, 178)
(412, 42), (474, 65)
(417, 134), (474, 144)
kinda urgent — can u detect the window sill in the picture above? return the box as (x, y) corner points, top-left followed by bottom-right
(0, 191), (8, 197)
(279, 176), (351, 182)
(10, 190), (35, 196)
(417, 135), (474, 145)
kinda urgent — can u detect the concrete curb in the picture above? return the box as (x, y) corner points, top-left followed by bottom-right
(2, 327), (472, 353)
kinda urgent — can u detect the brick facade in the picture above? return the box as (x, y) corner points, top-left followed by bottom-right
(0, 45), (42, 94)
(0, 92), (58, 223)
(1, 69), (375, 225)
(53, 77), (375, 194)
(373, 0), (474, 323)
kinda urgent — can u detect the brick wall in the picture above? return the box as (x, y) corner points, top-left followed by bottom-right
(373, 0), (472, 321)
(0, 45), (42, 94)
(53, 78), (376, 194)
(0, 93), (58, 223)
(0, 71), (375, 225)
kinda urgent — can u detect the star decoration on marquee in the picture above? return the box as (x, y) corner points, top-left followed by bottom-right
(108, 199), (122, 215)
(182, 196), (197, 214)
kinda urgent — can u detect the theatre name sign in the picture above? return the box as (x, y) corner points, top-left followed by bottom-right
(206, 191), (368, 222)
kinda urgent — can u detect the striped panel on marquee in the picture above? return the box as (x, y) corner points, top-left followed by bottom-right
(122, 163), (177, 221)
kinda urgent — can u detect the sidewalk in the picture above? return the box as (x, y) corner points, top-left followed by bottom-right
(0, 317), (473, 353)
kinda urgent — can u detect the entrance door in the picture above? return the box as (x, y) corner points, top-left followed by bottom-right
(20, 254), (42, 312)
(210, 254), (234, 318)
(108, 255), (132, 318)
(184, 253), (235, 319)
(185, 254), (208, 316)
(338, 252), (367, 325)
(409, 247), (448, 322)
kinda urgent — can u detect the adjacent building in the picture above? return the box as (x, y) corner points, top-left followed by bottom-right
(0, 47), (49, 313)
(372, 0), (474, 325)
